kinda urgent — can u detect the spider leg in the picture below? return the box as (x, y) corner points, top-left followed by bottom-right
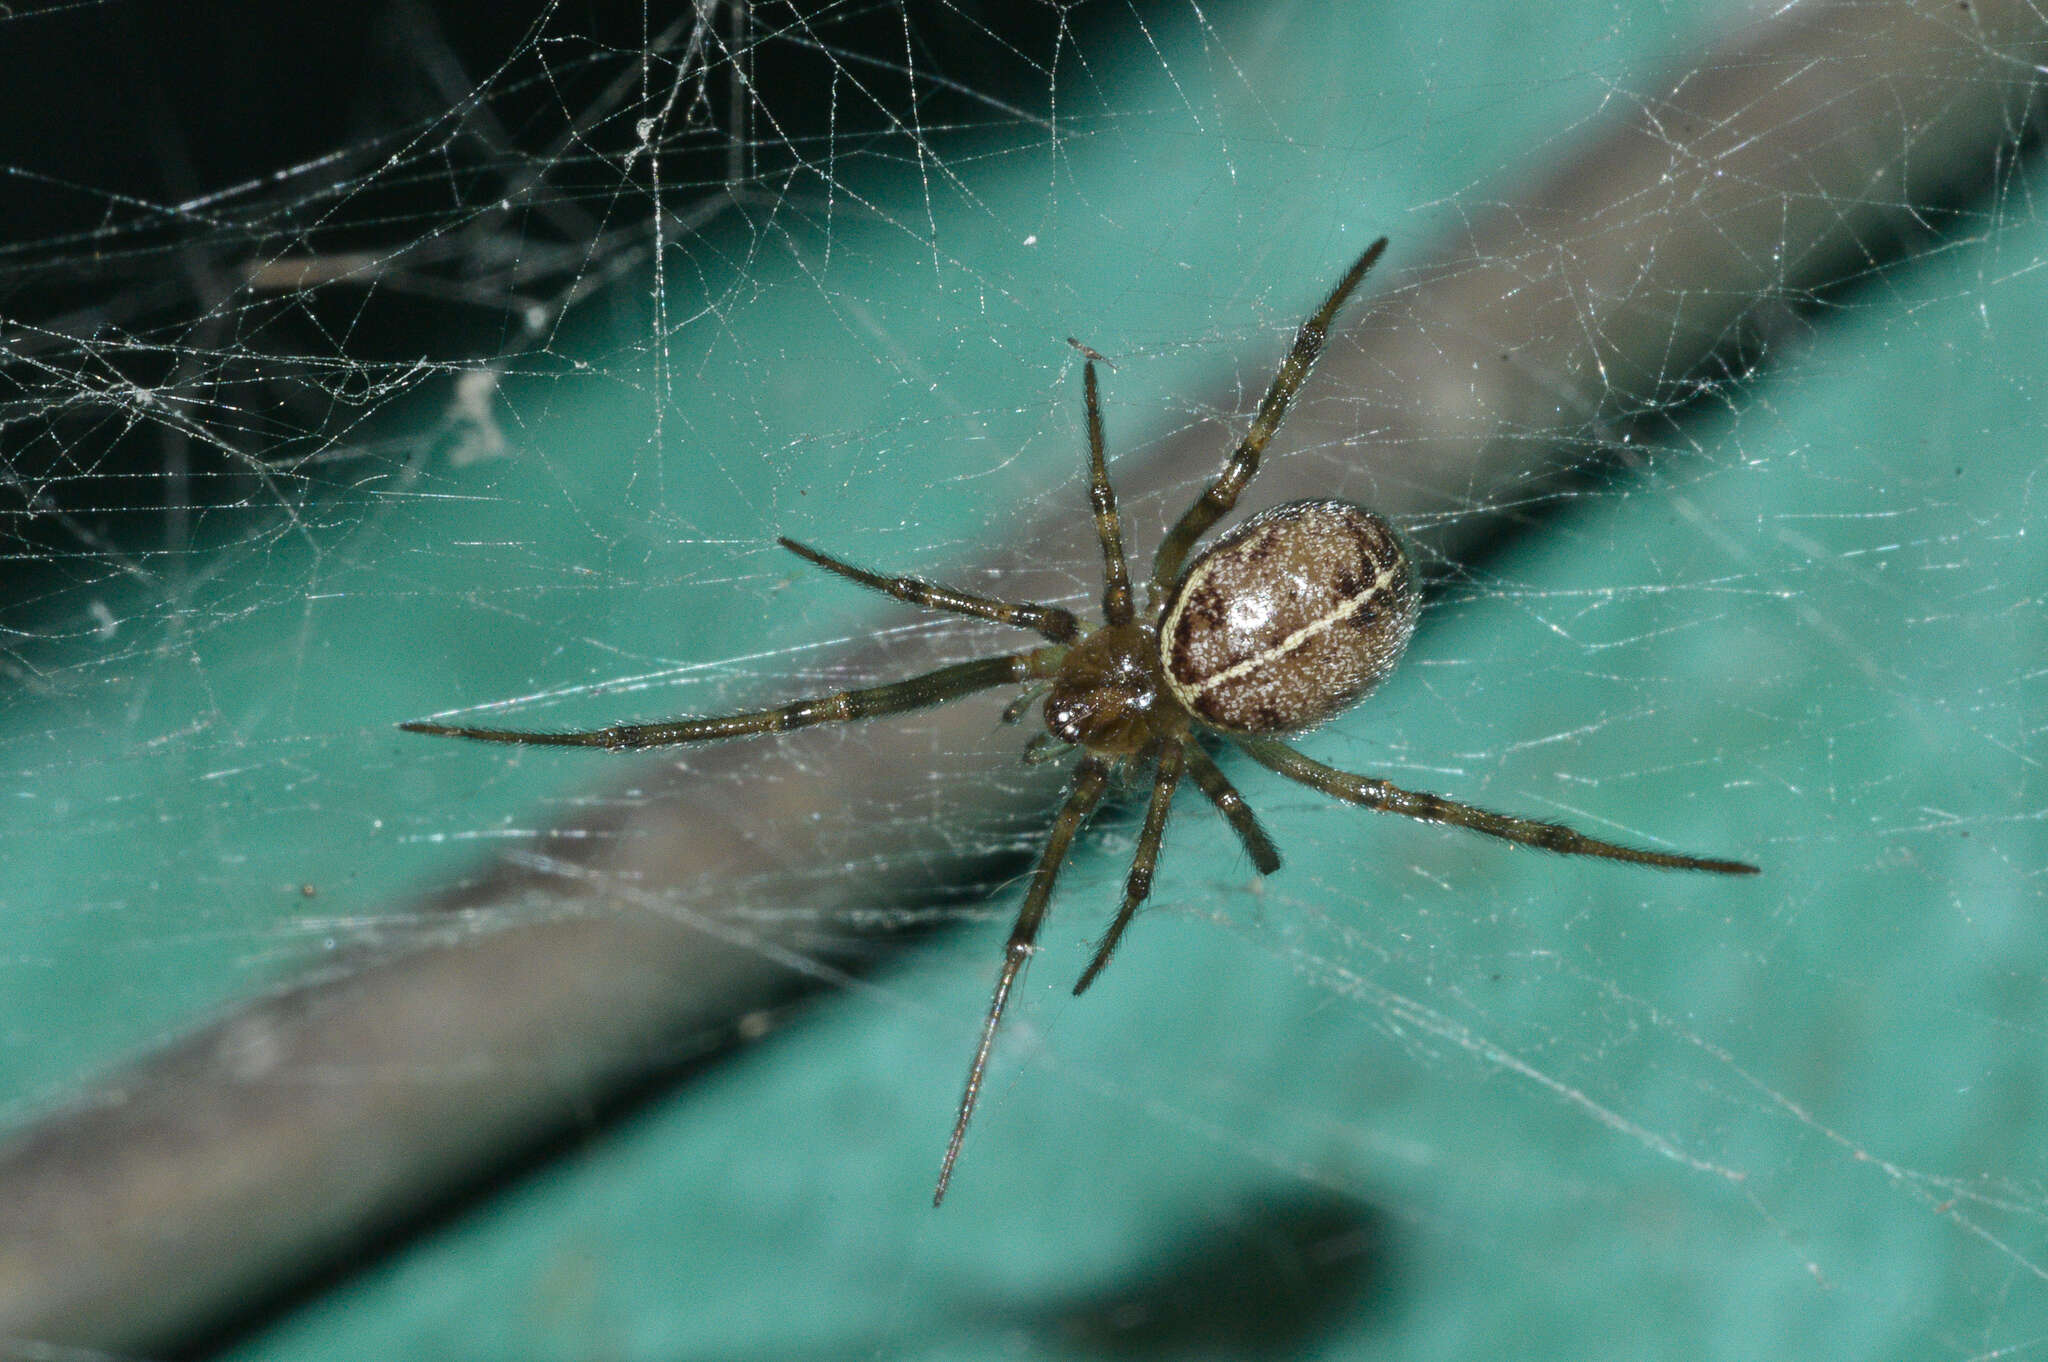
(1073, 741), (1183, 996)
(1078, 356), (1136, 626)
(1183, 741), (1282, 875)
(400, 650), (1062, 750)
(778, 538), (1080, 643)
(1001, 683), (1050, 724)
(1237, 736), (1759, 875)
(1149, 237), (1388, 595)
(1020, 733), (1075, 766)
(936, 755), (1112, 1206)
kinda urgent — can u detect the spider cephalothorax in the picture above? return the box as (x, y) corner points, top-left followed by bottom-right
(1042, 622), (1165, 752)
(403, 236), (1756, 1204)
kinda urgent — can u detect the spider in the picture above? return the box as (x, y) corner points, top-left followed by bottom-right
(402, 236), (1758, 1205)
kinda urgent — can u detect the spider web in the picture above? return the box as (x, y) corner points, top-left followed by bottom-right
(2, 0), (2045, 1357)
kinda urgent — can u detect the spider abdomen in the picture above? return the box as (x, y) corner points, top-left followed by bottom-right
(1159, 499), (1416, 734)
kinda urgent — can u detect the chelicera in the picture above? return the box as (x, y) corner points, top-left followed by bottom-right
(402, 236), (1757, 1204)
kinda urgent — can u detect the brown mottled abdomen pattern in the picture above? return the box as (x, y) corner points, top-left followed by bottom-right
(1159, 499), (1417, 734)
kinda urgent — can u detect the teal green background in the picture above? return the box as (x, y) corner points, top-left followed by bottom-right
(4, 0), (2043, 1356)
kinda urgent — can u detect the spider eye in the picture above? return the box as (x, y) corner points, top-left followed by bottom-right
(1159, 499), (1417, 735)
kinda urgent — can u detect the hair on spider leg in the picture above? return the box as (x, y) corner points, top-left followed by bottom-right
(401, 233), (1757, 1207)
